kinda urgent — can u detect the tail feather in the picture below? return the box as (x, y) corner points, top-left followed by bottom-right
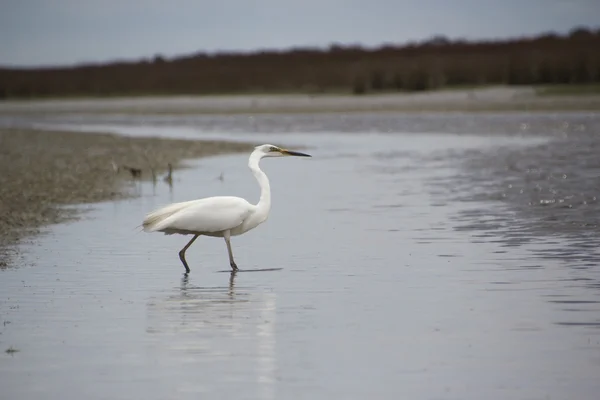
(142, 200), (196, 232)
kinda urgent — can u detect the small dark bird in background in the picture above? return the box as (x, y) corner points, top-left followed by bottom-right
(123, 165), (142, 178)
(163, 163), (173, 184)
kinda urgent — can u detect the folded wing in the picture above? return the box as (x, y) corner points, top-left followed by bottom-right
(143, 196), (253, 234)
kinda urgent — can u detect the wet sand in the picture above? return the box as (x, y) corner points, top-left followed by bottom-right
(0, 127), (253, 264)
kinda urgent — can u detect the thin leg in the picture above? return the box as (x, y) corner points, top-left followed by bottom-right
(224, 230), (238, 271)
(178, 234), (199, 273)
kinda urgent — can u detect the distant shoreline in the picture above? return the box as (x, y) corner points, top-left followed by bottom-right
(2, 86), (600, 114)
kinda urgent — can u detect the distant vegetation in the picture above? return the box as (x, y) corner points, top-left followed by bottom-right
(0, 26), (599, 99)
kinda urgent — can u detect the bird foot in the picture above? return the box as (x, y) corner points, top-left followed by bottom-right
(230, 262), (239, 272)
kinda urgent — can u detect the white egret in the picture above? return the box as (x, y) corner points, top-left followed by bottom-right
(142, 144), (311, 273)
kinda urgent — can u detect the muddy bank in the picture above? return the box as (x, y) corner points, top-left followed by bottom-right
(0, 128), (253, 266)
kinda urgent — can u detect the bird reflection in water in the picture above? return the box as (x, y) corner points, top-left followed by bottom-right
(179, 270), (238, 301)
(145, 270), (250, 340)
(145, 270), (277, 399)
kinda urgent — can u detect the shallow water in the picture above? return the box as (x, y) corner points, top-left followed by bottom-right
(1, 111), (600, 399)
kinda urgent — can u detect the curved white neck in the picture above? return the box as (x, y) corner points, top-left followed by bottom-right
(249, 152), (271, 216)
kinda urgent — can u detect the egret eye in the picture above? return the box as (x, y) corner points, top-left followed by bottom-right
(269, 146), (279, 152)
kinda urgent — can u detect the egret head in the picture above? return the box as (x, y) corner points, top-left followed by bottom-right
(254, 144), (311, 158)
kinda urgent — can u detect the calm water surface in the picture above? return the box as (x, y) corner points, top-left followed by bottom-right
(1, 111), (600, 400)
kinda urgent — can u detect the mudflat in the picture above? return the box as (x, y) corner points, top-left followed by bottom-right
(0, 127), (253, 264)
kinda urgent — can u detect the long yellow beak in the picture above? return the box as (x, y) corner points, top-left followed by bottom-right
(280, 149), (311, 157)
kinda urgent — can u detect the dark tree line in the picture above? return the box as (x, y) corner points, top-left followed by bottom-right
(0, 27), (598, 99)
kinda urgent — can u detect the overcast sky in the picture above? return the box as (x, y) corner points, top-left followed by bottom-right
(1, 0), (598, 67)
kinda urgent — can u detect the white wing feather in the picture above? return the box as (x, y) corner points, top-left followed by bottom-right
(143, 196), (253, 234)
(143, 199), (198, 227)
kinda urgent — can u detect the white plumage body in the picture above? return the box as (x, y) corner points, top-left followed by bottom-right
(142, 196), (266, 237)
